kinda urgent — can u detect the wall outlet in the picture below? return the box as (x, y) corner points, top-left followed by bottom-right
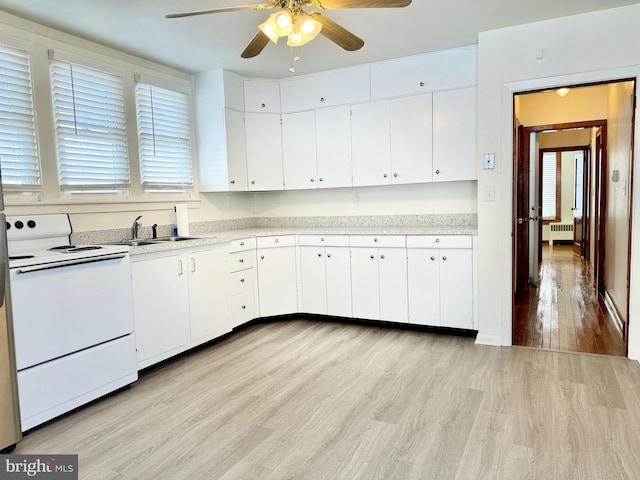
(483, 153), (495, 170)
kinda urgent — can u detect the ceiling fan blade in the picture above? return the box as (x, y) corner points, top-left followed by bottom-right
(312, 13), (364, 51)
(241, 30), (271, 58)
(166, 4), (273, 19)
(312, 0), (411, 8)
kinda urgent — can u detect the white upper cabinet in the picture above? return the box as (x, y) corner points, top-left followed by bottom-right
(432, 87), (477, 182)
(351, 100), (391, 187)
(316, 105), (352, 189)
(244, 79), (281, 113)
(389, 93), (433, 184)
(245, 112), (284, 190)
(282, 110), (318, 190)
(194, 70), (247, 192)
(280, 66), (370, 112)
(370, 46), (477, 99)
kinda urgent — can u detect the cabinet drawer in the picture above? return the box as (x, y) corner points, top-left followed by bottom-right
(228, 251), (256, 272)
(299, 234), (349, 247)
(230, 292), (256, 324)
(349, 235), (406, 248)
(256, 235), (297, 248)
(230, 269), (254, 296)
(229, 237), (256, 252)
(406, 235), (472, 249)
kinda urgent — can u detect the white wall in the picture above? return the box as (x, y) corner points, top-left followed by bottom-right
(476, 4), (640, 358)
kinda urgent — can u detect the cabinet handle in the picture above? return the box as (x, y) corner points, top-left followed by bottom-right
(310, 178), (315, 183)
(430, 256), (436, 261)
(383, 173), (388, 178)
(317, 253), (322, 257)
(178, 259), (183, 276)
(191, 257), (196, 273)
(380, 255), (385, 259)
(241, 305), (246, 309)
(239, 258), (244, 263)
(240, 241), (245, 246)
(435, 169), (440, 175)
(419, 81), (425, 87)
(251, 180), (256, 185)
(275, 238), (279, 243)
(240, 278), (245, 283)
(320, 97), (326, 102)
(393, 173), (398, 178)
(435, 238), (440, 243)
(260, 255), (265, 260)
(320, 237), (325, 242)
(374, 238), (378, 242)
(327, 254), (332, 258)
(370, 255), (375, 259)
(319, 178), (324, 182)
(442, 256), (447, 261)
(261, 103), (266, 108)
(230, 180), (235, 184)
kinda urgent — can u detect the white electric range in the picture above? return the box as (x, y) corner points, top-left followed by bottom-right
(7, 214), (138, 431)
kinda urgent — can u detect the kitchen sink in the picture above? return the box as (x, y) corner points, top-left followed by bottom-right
(151, 236), (197, 242)
(113, 240), (156, 246)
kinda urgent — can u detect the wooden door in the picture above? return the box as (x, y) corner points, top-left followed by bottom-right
(515, 126), (531, 293)
(573, 151), (585, 256)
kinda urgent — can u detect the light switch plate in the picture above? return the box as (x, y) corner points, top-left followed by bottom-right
(483, 153), (495, 170)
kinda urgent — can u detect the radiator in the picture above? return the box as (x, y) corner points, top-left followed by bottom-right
(549, 223), (574, 242)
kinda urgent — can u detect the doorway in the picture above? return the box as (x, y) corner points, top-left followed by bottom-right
(512, 80), (636, 356)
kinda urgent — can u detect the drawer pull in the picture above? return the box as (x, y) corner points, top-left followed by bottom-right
(318, 253), (322, 257)
(430, 256), (435, 261)
(370, 255), (375, 259)
(435, 238), (440, 243)
(239, 258), (244, 263)
(240, 241), (245, 246)
(260, 255), (265, 260)
(327, 254), (332, 258)
(274, 238), (279, 243)
(380, 255), (385, 259)
(442, 256), (447, 261)
(240, 278), (245, 283)
(241, 305), (246, 309)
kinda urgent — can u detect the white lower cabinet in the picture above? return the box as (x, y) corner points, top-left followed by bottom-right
(407, 235), (473, 329)
(257, 235), (298, 317)
(131, 246), (231, 370)
(228, 238), (258, 327)
(350, 236), (408, 323)
(300, 235), (352, 317)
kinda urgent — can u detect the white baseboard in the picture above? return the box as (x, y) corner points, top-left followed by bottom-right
(603, 290), (625, 335)
(475, 334), (503, 346)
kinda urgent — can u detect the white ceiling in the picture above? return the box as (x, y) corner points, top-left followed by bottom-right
(0, 0), (639, 78)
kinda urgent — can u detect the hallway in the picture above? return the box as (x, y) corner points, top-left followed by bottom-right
(513, 244), (626, 356)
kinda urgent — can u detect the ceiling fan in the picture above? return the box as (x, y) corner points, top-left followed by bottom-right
(166, 0), (412, 59)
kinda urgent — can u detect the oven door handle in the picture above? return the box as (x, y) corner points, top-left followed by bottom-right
(15, 253), (127, 274)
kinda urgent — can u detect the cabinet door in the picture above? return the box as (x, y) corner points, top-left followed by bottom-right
(131, 255), (190, 368)
(300, 246), (327, 315)
(390, 94), (433, 184)
(257, 246), (298, 317)
(188, 248), (230, 344)
(378, 247), (408, 323)
(225, 108), (248, 191)
(407, 249), (441, 326)
(351, 101), (390, 187)
(245, 113), (284, 190)
(350, 247), (380, 320)
(439, 248), (473, 329)
(244, 79), (280, 113)
(433, 87), (477, 182)
(325, 246), (352, 318)
(316, 105), (352, 189)
(282, 111), (317, 190)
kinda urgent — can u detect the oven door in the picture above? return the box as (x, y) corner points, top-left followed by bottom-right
(10, 253), (134, 370)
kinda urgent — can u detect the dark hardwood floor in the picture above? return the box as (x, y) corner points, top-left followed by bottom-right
(514, 244), (627, 356)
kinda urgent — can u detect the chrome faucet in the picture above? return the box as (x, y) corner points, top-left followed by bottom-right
(132, 215), (143, 239)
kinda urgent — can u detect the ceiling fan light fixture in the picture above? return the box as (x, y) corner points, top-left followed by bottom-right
(286, 13), (322, 47)
(259, 10), (293, 44)
(557, 87), (570, 97)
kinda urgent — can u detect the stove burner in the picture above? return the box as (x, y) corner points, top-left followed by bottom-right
(62, 245), (103, 253)
(49, 245), (75, 250)
(9, 255), (35, 260)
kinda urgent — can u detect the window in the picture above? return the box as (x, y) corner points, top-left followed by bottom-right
(541, 151), (561, 221)
(135, 83), (193, 193)
(0, 43), (41, 198)
(50, 58), (129, 194)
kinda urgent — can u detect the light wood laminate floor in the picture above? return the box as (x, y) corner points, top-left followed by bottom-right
(15, 319), (640, 479)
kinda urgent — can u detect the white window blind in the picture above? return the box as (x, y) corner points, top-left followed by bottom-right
(135, 83), (193, 192)
(541, 151), (558, 219)
(50, 58), (129, 193)
(0, 44), (41, 197)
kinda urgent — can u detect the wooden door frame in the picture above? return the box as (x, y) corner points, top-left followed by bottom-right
(512, 120), (609, 341)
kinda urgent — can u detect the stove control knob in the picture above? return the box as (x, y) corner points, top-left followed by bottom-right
(15, 221), (24, 229)
(27, 220), (36, 228)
